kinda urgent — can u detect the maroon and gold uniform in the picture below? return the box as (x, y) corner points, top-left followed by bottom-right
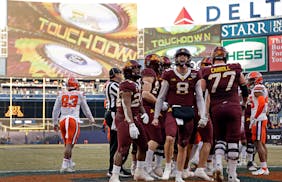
(115, 80), (148, 156)
(162, 68), (201, 146)
(202, 63), (243, 142)
(141, 68), (163, 144)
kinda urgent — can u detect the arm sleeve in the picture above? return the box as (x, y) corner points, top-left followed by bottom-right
(195, 79), (206, 119)
(80, 94), (94, 122)
(154, 80), (169, 119)
(254, 95), (266, 119)
(52, 95), (62, 125)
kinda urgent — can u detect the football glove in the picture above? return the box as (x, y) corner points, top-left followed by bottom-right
(198, 117), (208, 128)
(141, 113), (149, 124)
(129, 123), (140, 139)
(162, 102), (169, 111)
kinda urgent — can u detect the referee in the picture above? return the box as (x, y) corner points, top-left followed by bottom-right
(105, 67), (131, 177)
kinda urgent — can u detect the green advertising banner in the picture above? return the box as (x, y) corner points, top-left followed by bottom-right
(144, 25), (221, 58)
(222, 37), (268, 73)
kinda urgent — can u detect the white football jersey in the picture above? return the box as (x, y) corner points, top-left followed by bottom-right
(52, 90), (94, 124)
(250, 84), (268, 121)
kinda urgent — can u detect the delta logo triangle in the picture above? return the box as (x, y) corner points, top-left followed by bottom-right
(174, 7), (194, 25)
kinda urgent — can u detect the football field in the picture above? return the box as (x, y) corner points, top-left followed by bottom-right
(0, 144), (282, 182)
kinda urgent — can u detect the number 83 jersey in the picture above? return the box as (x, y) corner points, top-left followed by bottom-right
(53, 90), (92, 122)
(202, 63), (242, 106)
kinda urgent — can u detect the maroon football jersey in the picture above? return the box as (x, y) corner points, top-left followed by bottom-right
(117, 79), (141, 115)
(202, 63), (242, 107)
(162, 68), (201, 106)
(142, 68), (162, 108)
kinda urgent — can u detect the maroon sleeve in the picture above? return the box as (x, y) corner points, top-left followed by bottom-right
(229, 63), (243, 77)
(196, 69), (202, 80)
(119, 80), (135, 92)
(141, 68), (157, 77)
(161, 69), (171, 81)
(201, 67), (210, 81)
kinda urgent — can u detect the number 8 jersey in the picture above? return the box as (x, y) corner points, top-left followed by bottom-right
(162, 67), (201, 107)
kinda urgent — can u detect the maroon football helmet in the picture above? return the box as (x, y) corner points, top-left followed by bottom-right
(161, 56), (171, 70)
(144, 54), (162, 75)
(212, 46), (228, 63)
(123, 60), (142, 80)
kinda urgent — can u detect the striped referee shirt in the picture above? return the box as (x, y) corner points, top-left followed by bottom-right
(105, 80), (119, 112)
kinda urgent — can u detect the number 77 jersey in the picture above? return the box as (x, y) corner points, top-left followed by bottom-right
(202, 63), (242, 107)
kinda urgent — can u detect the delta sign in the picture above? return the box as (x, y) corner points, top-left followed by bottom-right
(222, 37), (267, 72)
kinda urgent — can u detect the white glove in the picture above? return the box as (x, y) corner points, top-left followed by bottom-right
(129, 123), (140, 139)
(110, 112), (117, 130)
(198, 117), (208, 128)
(162, 102), (169, 111)
(249, 117), (257, 129)
(141, 113), (149, 124)
(176, 118), (184, 125)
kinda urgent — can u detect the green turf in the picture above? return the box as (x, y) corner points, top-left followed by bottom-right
(0, 144), (282, 172)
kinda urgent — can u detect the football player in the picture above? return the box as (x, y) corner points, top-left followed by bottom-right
(109, 60), (153, 182)
(247, 71), (270, 176)
(52, 77), (95, 173)
(142, 54), (167, 178)
(152, 48), (207, 182)
(202, 46), (248, 182)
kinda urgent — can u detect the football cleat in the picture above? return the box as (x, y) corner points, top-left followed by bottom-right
(175, 177), (185, 182)
(247, 161), (257, 171)
(153, 166), (163, 177)
(194, 168), (214, 181)
(182, 169), (194, 179)
(162, 166), (171, 180)
(60, 167), (75, 173)
(251, 168), (270, 176)
(109, 174), (121, 182)
(107, 171), (112, 177)
(206, 166), (214, 176)
(134, 168), (154, 181)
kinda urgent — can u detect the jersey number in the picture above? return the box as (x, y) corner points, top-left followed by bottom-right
(176, 82), (189, 94)
(62, 95), (78, 107)
(208, 71), (236, 93)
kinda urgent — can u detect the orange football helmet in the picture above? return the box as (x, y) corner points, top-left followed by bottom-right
(67, 77), (79, 90)
(246, 71), (263, 88)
